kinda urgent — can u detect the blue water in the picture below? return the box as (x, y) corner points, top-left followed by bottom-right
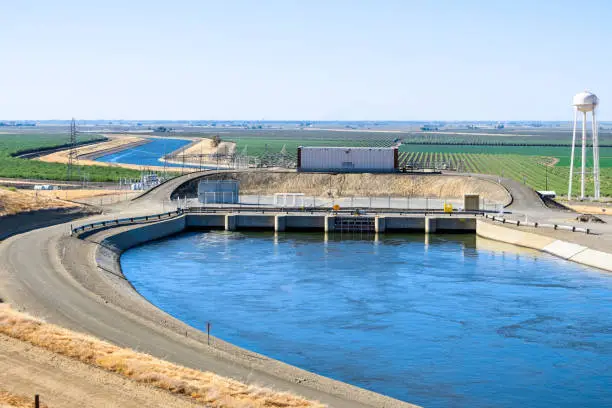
(121, 232), (612, 407)
(95, 138), (201, 168)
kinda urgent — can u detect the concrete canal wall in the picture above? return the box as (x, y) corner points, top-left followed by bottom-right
(476, 220), (612, 272)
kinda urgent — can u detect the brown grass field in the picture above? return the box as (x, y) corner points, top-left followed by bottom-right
(0, 388), (47, 408)
(0, 187), (78, 216)
(0, 305), (324, 408)
(232, 172), (511, 203)
(19, 189), (130, 201)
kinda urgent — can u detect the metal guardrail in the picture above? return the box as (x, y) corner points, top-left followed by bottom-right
(484, 214), (591, 234)
(182, 206), (487, 216)
(71, 210), (183, 235)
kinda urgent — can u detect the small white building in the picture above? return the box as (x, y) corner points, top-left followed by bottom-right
(198, 179), (239, 204)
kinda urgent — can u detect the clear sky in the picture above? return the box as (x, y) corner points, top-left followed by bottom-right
(1, 0), (611, 121)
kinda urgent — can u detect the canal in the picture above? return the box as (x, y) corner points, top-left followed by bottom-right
(121, 231), (612, 407)
(95, 138), (202, 168)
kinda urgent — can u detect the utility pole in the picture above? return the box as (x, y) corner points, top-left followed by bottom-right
(66, 118), (78, 181)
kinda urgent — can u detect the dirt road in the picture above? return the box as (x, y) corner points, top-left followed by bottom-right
(0, 334), (198, 408)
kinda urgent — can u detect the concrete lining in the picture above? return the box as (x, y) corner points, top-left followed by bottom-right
(476, 220), (612, 272)
(542, 240), (587, 260)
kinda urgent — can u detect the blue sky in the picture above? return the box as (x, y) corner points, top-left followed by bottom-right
(1, 0), (610, 120)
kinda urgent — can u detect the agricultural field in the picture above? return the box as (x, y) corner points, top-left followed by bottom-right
(0, 132), (142, 181)
(397, 151), (612, 197)
(215, 129), (612, 197)
(2, 127), (609, 196)
(397, 144), (612, 169)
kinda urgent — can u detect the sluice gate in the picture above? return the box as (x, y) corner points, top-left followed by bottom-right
(334, 216), (375, 233)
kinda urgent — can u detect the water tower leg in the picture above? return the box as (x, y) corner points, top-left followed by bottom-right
(568, 108), (578, 200)
(581, 111), (587, 199)
(592, 110), (600, 199)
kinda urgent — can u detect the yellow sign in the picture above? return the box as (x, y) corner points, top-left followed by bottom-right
(332, 204), (340, 211)
(444, 203), (453, 213)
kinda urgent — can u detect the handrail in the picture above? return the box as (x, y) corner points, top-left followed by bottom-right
(484, 214), (591, 234)
(71, 209), (183, 235)
(182, 206), (487, 216)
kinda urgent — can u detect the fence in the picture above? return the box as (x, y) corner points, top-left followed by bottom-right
(179, 195), (504, 213)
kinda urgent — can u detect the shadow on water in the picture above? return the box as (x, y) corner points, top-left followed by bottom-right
(121, 231), (612, 408)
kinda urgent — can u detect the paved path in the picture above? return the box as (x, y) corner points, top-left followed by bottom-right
(0, 335), (199, 408)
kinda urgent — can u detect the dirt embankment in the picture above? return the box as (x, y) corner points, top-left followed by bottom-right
(38, 135), (145, 163)
(0, 187), (78, 217)
(164, 138), (236, 166)
(0, 188), (103, 241)
(36, 135), (154, 171)
(0, 305), (324, 408)
(223, 172), (511, 203)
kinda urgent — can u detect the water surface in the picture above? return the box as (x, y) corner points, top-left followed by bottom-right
(121, 232), (612, 407)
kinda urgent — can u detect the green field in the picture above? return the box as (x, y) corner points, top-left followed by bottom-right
(1, 129), (609, 197)
(0, 133), (142, 182)
(398, 151), (611, 197)
(397, 144), (612, 169)
(225, 130), (611, 197)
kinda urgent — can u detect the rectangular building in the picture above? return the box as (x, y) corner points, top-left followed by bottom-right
(297, 146), (398, 173)
(198, 179), (239, 204)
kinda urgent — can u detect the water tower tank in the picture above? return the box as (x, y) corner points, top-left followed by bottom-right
(573, 91), (599, 112)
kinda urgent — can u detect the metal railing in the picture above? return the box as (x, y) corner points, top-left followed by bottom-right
(71, 210), (183, 235)
(484, 214), (591, 234)
(183, 206), (486, 216)
(181, 195), (505, 213)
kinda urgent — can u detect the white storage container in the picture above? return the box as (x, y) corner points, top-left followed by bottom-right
(297, 147), (398, 173)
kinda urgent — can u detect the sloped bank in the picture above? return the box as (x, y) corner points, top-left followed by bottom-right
(0, 207), (98, 241)
(476, 220), (612, 272)
(172, 171), (512, 204)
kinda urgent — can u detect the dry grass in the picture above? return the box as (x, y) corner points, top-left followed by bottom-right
(0, 389), (47, 408)
(19, 189), (129, 201)
(182, 139), (236, 157)
(232, 172), (510, 203)
(0, 305), (325, 408)
(0, 187), (78, 216)
(566, 204), (611, 215)
(166, 139), (236, 166)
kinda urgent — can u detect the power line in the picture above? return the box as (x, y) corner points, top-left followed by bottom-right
(66, 118), (78, 181)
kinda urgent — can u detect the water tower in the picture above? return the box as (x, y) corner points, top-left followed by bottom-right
(568, 91), (600, 200)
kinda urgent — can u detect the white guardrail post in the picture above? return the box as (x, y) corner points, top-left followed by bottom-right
(484, 213), (589, 234)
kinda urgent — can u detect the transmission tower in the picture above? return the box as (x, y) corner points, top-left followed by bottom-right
(66, 118), (78, 181)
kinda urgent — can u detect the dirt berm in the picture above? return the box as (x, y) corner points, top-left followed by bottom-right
(196, 172), (511, 203)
